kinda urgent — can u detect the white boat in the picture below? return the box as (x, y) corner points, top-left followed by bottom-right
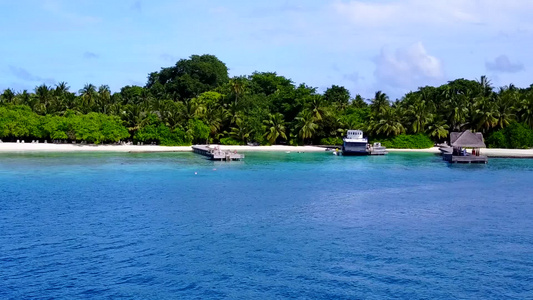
(342, 130), (369, 155)
(340, 130), (388, 156)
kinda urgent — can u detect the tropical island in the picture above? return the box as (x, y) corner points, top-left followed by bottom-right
(1, 54), (532, 150)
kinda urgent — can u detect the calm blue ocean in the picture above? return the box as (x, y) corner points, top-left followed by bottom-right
(0, 151), (532, 299)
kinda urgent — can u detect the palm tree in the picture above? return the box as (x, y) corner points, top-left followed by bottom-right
(79, 83), (98, 113)
(50, 82), (72, 114)
(179, 100), (203, 122)
(518, 90), (533, 128)
(406, 98), (433, 134)
(426, 119), (449, 140)
(54, 82), (70, 96)
(55, 93), (78, 115)
(473, 96), (498, 133)
(494, 88), (517, 129)
(444, 94), (469, 131)
(224, 100), (240, 125)
(307, 96), (328, 121)
(122, 103), (147, 132)
(106, 102), (123, 117)
(477, 75), (493, 97)
(229, 77), (247, 103)
(158, 100), (181, 129)
(295, 110), (318, 144)
(1, 88), (15, 104)
(370, 91), (390, 115)
(230, 118), (253, 144)
(15, 90), (32, 106)
(97, 85), (111, 114)
(34, 84), (53, 114)
(369, 106), (405, 137)
(351, 94), (367, 108)
(263, 113), (287, 144)
(203, 105), (225, 140)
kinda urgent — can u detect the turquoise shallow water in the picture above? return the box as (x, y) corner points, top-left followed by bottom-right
(0, 151), (532, 299)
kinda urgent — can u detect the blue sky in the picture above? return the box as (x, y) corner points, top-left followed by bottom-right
(1, 0), (532, 100)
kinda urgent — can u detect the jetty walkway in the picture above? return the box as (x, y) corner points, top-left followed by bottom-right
(192, 145), (245, 161)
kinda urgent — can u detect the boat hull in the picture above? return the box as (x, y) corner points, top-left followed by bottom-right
(341, 150), (369, 156)
(342, 141), (368, 156)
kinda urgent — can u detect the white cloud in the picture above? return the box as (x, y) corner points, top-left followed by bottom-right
(328, 0), (533, 97)
(374, 42), (444, 89)
(332, 0), (533, 31)
(486, 55), (524, 73)
(332, 1), (400, 27)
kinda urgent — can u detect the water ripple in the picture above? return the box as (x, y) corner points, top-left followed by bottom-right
(0, 152), (532, 299)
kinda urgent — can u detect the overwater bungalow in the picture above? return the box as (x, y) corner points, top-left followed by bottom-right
(443, 130), (488, 163)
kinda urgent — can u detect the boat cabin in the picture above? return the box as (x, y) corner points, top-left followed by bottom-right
(342, 130), (368, 155)
(345, 130), (366, 141)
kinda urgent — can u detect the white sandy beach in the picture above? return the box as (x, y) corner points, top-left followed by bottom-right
(387, 147), (442, 154)
(0, 143), (532, 157)
(0, 142), (325, 153)
(387, 147), (533, 158)
(470, 148), (533, 158)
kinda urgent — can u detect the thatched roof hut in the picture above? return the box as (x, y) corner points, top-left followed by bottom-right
(450, 130), (486, 148)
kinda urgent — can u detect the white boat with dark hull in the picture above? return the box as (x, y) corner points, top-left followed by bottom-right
(341, 130), (388, 156)
(342, 130), (369, 155)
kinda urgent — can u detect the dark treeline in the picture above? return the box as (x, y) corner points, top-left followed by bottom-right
(1, 54), (533, 148)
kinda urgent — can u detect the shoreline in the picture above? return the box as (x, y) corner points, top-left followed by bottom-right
(0, 143), (326, 153)
(388, 147), (533, 158)
(0, 143), (532, 158)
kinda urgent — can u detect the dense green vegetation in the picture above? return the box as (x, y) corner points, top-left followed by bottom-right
(0, 106), (129, 144)
(1, 54), (533, 148)
(486, 123), (533, 149)
(375, 134), (434, 149)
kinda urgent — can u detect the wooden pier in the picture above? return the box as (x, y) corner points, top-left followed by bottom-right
(192, 145), (245, 161)
(439, 145), (453, 155)
(443, 131), (488, 164)
(443, 153), (488, 164)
